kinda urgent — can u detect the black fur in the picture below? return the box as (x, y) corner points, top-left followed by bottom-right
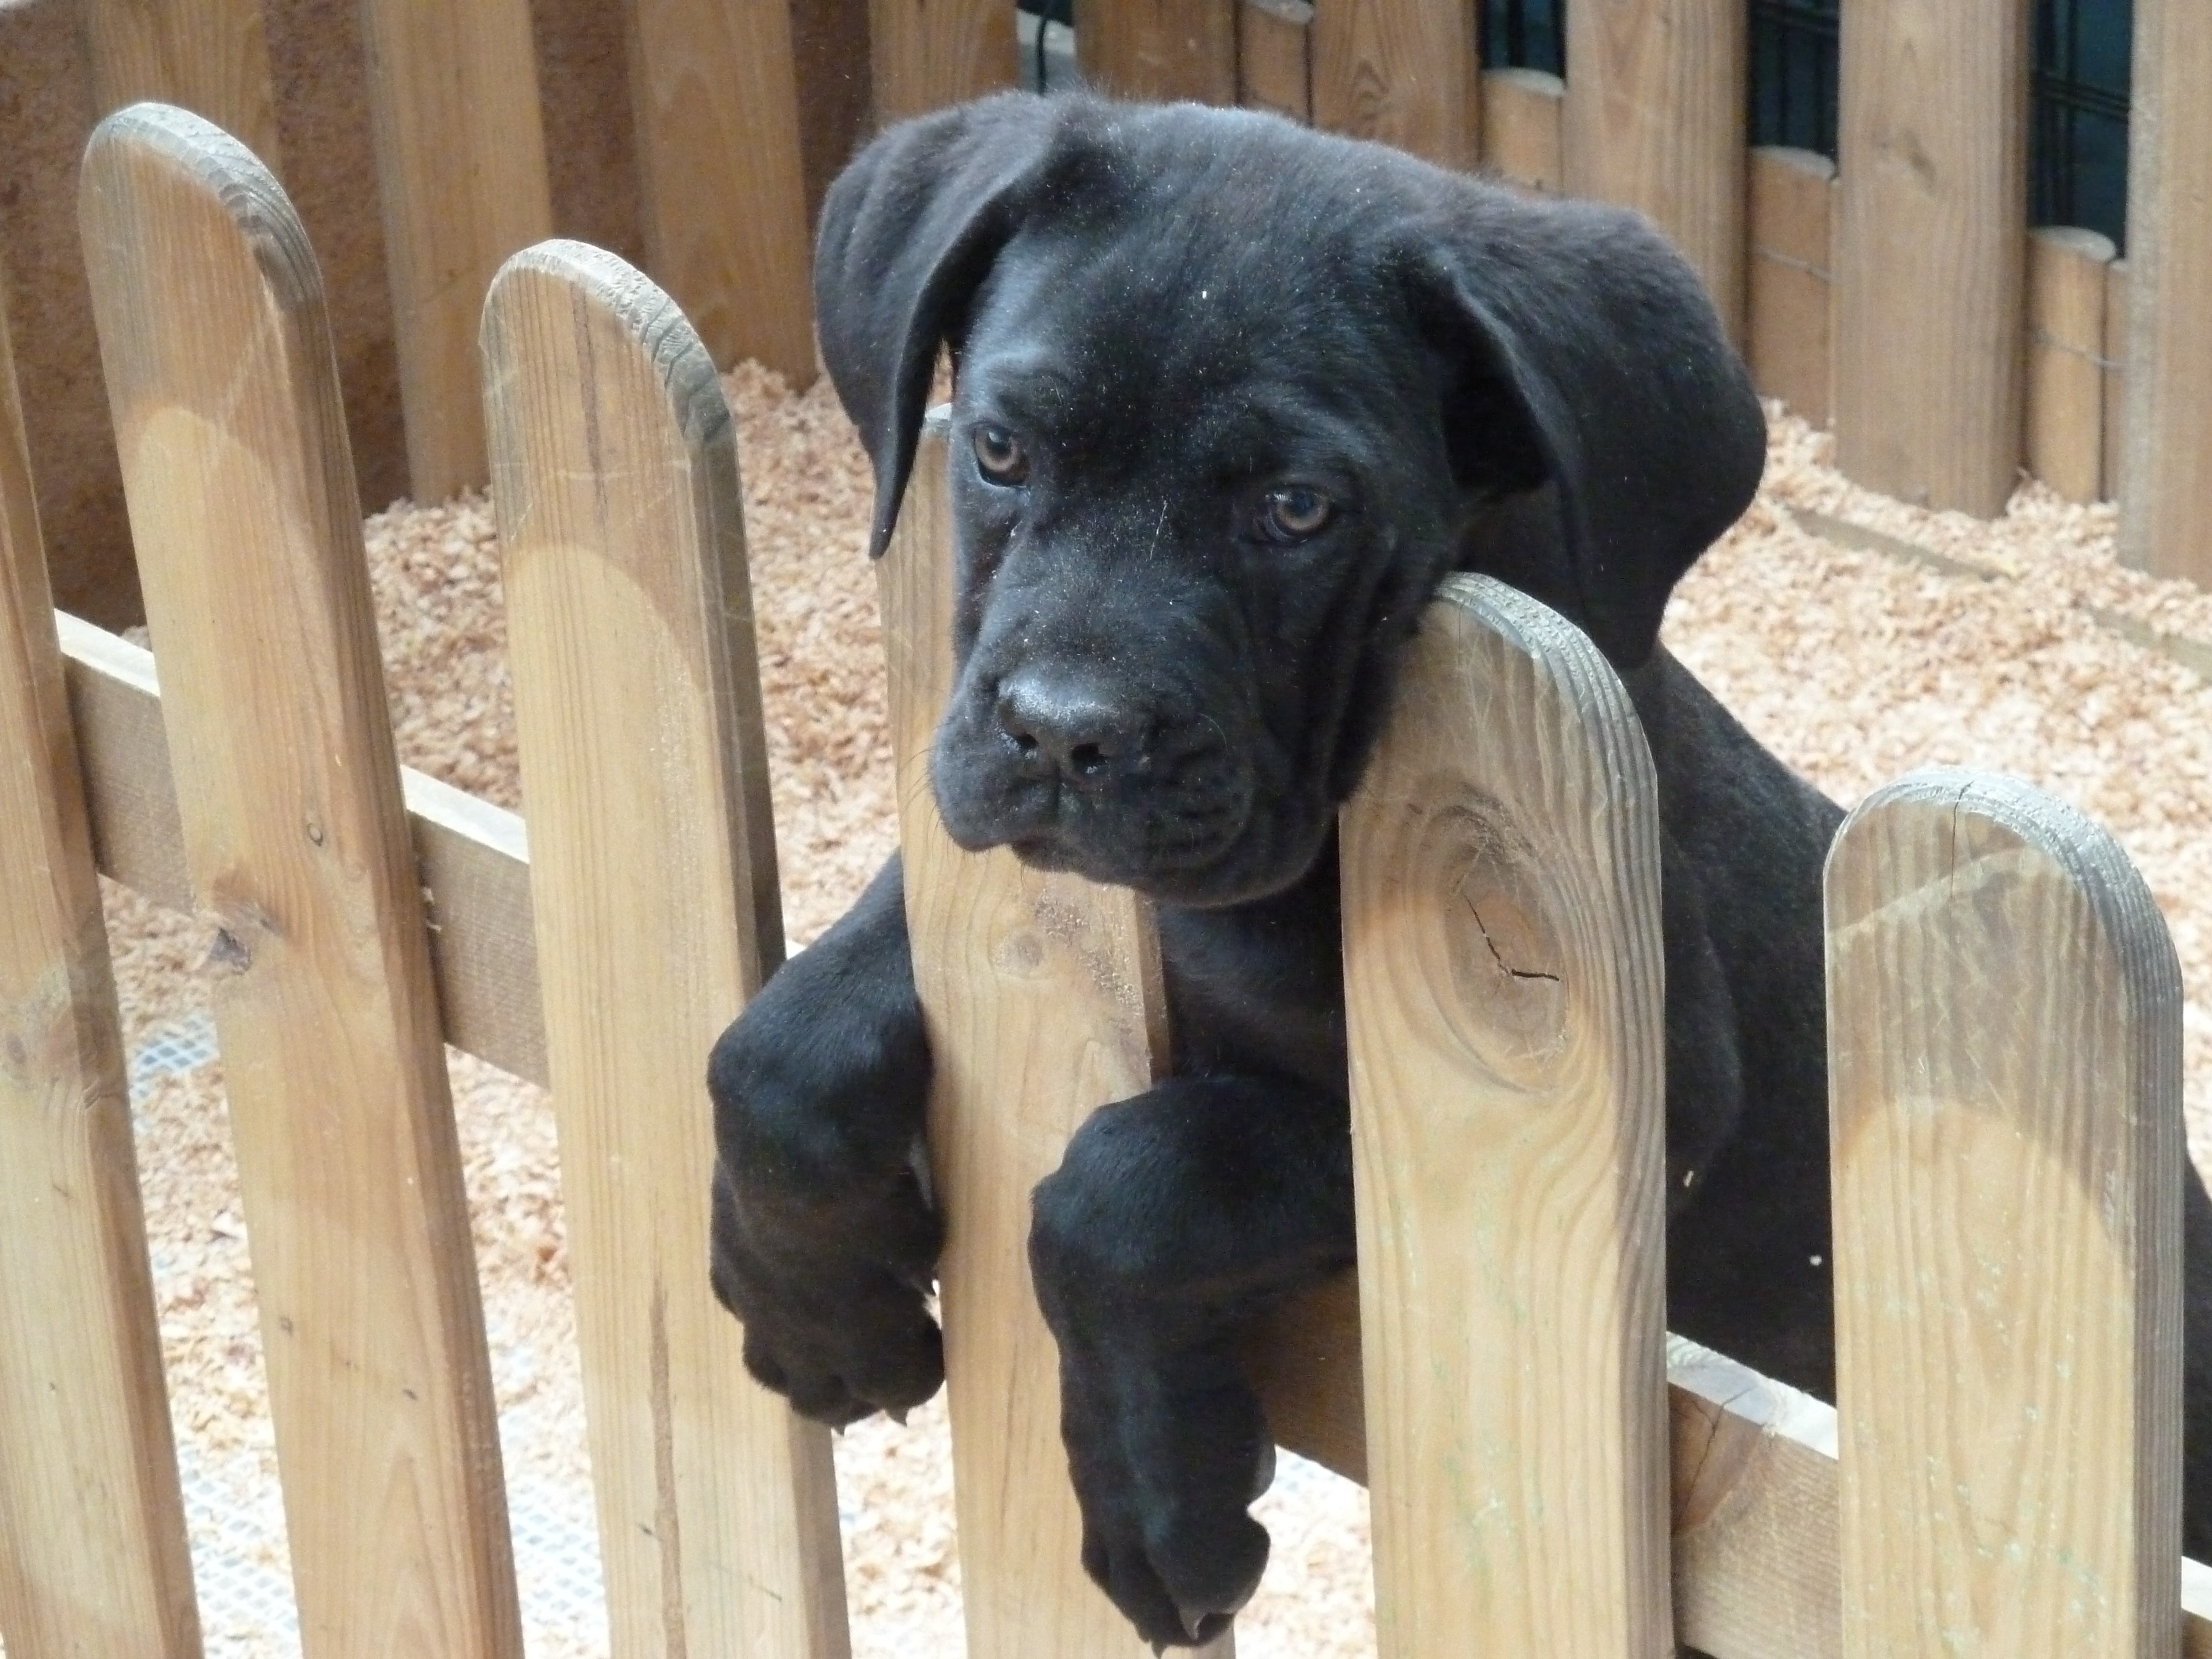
(709, 93), (2212, 1647)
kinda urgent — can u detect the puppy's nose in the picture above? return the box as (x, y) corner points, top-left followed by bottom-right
(994, 669), (1150, 790)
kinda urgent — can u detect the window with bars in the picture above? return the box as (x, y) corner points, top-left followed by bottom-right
(1479, 0), (2132, 248)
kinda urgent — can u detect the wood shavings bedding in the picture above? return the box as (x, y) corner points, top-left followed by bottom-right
(84, 375), (2212, 1656)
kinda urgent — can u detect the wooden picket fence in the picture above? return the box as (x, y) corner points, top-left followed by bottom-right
(5, 98), (2212, 1659)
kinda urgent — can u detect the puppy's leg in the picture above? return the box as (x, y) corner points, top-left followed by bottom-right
(709, 854), (945, 1425)
(1030, 1074), (1354, 1648)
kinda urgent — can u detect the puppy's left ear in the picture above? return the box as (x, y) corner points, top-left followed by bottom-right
(815, 93), (1061, 557)
(1411, 200), (1767, 668)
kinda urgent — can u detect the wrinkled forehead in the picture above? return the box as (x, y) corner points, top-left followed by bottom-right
(957, 207), (1419, 480)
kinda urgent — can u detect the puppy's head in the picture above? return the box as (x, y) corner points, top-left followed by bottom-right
(817, 95), (1765, 908)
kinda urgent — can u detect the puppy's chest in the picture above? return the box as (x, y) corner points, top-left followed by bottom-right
(1156, 901), (1349, 1099)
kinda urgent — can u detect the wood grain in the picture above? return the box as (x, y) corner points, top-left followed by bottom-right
(82, 0), (280, 169)
(1258, 1300), (2209, 1659)
(53, 615), (550, 1086)
(1834, 0), (2028, 515)
(1340, 572), (1671, 1656)
(76, 102), (523, 1657)
(1747, 146), (1837, 426)
(1564, 0), (1746, 340)
(401, 767), (545, 1086)
(1238, 0), (1313, 122)
(880, 418), (1170, 1658)
(357, 0), (552, 499)
(2117, 0), (2212, 581)
(0, 215), (201, 1659)
(485, 239), (848, 1659)
(870, 0), (1017, 126)
(1828, 769), (2183, 1657)
(1479, 67), (1564, 194)
(1078, 0), (1237, 103)
(2103, 259), (2128, 507)
(2026, 226), (2114, 504)
(1311, 0), (1479, 169)
(624, 0), (815, 381)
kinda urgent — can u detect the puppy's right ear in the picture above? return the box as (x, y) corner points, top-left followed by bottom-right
(815, 93), (1058, 557)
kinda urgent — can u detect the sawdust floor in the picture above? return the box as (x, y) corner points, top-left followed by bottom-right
(86, 366), (2212, 1655)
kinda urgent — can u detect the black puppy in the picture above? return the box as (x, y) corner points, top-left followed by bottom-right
(708, 92), (2212, 1647)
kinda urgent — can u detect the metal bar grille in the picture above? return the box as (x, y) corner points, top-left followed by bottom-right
(1475, 0), (2131, 248)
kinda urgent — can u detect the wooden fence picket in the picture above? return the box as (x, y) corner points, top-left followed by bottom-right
(2117, 0), (2212, 583)
(357, 0), (552, 500)
(1480, 67), (1565, 196)
(1563, 0), (1747, 342)
(1835, 0), (2028, 516)
(77, 102), (524, 1657)
(1310, 0), (1480, 170)
(1746, 146), (1837, 427)
(0, 225), (201, 1659)
(880, 417), (1191, 1657)
(2026, 226), (2115, 506)
(484, 238), (851, 1659)
(1078, 0), (1239, 104)
(2103, 260), (2130, 507)
(625, 0), (816, 382)
(1828, 769), (2184, 1657)
(1341, 573), (1672, 1657)
(81, 0), (281, 171)
(1238, 0), (1314, 123)
(870, 0), (1018, 127)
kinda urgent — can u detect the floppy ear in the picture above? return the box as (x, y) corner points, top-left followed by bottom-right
(815, 93), (1061, 557)
(1413, 200), (1767, 668)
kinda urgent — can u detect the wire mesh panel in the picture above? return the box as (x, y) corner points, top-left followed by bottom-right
(2032, 0), (2130, 246)
(1489, 0), (2129, 247)
(1750, 0), (1838, 156)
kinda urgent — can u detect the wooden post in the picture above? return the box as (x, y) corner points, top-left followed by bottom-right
(77, 103), (524, 1657)
(485, 240), (850, 1659)
(2119, 0), (2212, 581)
(880, 417), (1174, 1657)
(624, 0), (815, 382)
(870, 0), (1017, 126)
(2026, 226), (2115, 504)
(1341, 573), (1671, 1656)
(1564, 0), (1746, 341)
(357, 0), (552, 500)
(1834, 0), (2028, 516)
(1479, 67), (1564, 195)
(1312, 0), (1480, 170)
(2103, 259), (2128, 506)
(81, 0), (281, 169)
(1828, 769), (2182, 1657)
(1747, 146), (1837, 426)
(0, 226), (201, 1659)
(1238, 0), (1312, 123)
(1077, 0), (1238, 103)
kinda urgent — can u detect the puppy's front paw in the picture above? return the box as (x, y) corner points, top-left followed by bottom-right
(1057, 1345), (1274, 1648)
(711, 1157), (942, 1427)
(706, 858), (943, 1426)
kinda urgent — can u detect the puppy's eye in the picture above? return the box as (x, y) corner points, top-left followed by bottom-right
(972, 424), (1030, 485)
(1260, 487), (1333, 544)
